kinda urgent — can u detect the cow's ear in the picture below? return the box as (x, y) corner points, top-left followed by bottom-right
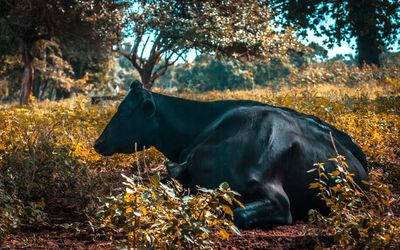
(130, 80), (143, 89)
(142, 99), (155, 118)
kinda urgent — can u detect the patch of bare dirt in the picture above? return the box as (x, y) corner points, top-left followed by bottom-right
(215, 224), (340, 249)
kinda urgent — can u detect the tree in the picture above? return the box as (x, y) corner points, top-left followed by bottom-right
(0, 0), (124, 104)
(117, 0), (302, 89)
(268, 0), (400, 67)
(173, 55), (255, 91)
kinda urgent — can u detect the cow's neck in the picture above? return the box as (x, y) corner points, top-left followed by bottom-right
(152, 93), (226, 162)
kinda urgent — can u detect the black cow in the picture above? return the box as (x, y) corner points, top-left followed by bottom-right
(94, 80), (369, 229)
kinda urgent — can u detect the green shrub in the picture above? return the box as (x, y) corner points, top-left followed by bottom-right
(0, 103), (102, 241)
(309, 155), (400, 248)
(0, 98), (119, 240)
(91, 173), (242, 249)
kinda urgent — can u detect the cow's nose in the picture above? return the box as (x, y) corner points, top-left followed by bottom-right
(93, 139), (101, 150)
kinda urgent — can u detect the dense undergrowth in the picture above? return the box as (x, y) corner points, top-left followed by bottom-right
(309, 156), (400, 248)
(0, 97), (165, 241)
(92, 173), (242, 249)
(0, 74), (399, 247)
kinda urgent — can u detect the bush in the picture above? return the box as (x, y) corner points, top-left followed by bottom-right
(92, 173), (242, 249)
(0, 97), (150, 241)
(309, 155), (400, 248)
(0, 101), (96, 240)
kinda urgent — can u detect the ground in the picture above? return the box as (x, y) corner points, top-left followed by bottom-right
(2, 167), (399, 249)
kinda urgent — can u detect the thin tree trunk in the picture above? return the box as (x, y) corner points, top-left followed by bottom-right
(33, 77), (40, 98)
(39, 80), (48, 100)
(20, 44), (34, 105)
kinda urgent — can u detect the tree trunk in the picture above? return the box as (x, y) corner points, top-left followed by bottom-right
(139, 69), (154, 90)
(350, 0), (380, 67)
(32, 77), (40, 98)
(20, 43), (35, 105)
(356, 28), (380, 67)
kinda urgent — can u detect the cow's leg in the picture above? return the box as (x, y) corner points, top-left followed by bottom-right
(233, 183), (292, 229)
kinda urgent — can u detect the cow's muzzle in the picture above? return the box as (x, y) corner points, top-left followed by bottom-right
(93, 138), (113, 156)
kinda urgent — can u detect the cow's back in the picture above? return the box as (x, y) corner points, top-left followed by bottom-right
(179, 106), (368, 220)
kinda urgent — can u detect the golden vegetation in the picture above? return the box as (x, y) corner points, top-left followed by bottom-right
(0, 73), (399, 247)
(309, 156), (400, 248)
(92, 173), (242, 249)
(0, 97), (162, 240)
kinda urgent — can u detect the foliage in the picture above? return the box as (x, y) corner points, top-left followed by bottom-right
(1, 61), (399, 246)
(118, 0), (301, 88)
(268, 0), (400, 66)
(0, 97), (165, 241)
(173, 55), (255, 91)
(309, 156), (400, 248)
(156, 46), (330, 91)
(92, 173), (242, 249)
(286, 61), (400, 87)
(0, 54), (24, 100)
(156, 50), (400, 91)
(0, 102), (91, 239)
(0, 0), (125, 103)
(33, 40), (93, 100)
(103, 54), (141, 94)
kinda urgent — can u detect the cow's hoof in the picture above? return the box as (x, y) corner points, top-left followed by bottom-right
(233, 208), (250, 229)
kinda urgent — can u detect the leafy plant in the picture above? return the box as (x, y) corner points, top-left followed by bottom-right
(309, 155), (400, 248)
(92, 173), (242, 249)
(0, 97), (140, 241)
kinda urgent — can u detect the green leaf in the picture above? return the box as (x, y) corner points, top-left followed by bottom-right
(182, 196), (193, 202)
(220, 229), (230, 240)
(222, 204), (234, 217)
(219, 182), (229, 190)
(307, 168), (317, 173)
(165, 187), (176, 199)
(198, 187), (213, 193)
(141, 190), (152, 200)
(230, 224), (241, 235)
(222, 193), (233, 205)
(150, 172), (160, 186)
(200, 226), (212, 234)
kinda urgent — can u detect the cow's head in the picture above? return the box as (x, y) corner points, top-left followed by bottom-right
(94, 80), (158, 156)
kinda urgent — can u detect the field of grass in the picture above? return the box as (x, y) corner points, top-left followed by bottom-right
(0, 80), (399, 248)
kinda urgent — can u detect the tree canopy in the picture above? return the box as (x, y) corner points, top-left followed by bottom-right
(0, 0), (124, 104)
(268, 0), (400, 67)
(117, 0), (302, 89)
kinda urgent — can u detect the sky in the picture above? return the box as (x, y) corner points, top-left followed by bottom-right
(303, 30), (356, 58)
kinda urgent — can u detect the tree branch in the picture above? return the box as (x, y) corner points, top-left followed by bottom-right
(118, 49), (141, 70)
(139, 33), (151, 67)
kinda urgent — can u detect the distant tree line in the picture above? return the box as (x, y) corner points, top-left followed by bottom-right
(153, 49), (400, 92)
